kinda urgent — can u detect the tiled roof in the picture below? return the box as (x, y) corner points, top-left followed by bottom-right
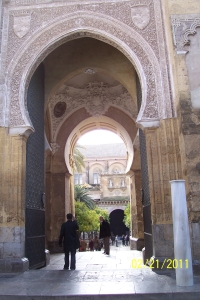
(80, 143), (127, 158)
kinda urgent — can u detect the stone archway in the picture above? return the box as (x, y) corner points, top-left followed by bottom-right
(4, 9), (174, 134)
(0, 1), (182, 272)
(109, 209), (129, 237)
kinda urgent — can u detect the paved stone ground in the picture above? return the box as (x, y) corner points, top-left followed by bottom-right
(0, 245), (200, 299)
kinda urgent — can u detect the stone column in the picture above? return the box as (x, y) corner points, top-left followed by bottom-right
(65, 173), (72, 215)
(170, 180), (193, 286)
(0, 129), (29, 272)
(129, 170), (144, 250)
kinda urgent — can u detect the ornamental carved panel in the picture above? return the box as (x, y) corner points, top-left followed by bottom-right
(171, 14), (200, 53)
(1, 0), (174, 130)
(49, 82), (137, 140)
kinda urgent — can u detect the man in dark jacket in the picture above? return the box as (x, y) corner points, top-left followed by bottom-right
(99, 216), (111, 255)
(59, 213), (79, 270)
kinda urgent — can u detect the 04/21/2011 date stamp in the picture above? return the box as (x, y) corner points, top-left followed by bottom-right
(131, 258), (189, 269)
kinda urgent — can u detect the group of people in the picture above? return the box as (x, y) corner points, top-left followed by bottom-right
(79, 236), (102, 252)
(122, 234), (130, 246)
(59, 213), (129, 270)
(111, 234), (129, 247)
(59, 214), (111, 270)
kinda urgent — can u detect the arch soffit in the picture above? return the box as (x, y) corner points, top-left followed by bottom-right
(6, 11), (170, 134)
(65, 116), (133, 175)
(46, 65), (137, 113)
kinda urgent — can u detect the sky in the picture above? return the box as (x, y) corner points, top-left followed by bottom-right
(77, 129), (123, 145)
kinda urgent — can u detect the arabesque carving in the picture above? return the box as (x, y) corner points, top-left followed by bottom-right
(2, 0), (174, 129)
(50, 142), (60, 154)
(171, 15), (200, 53)
(49, 82), (138, 140)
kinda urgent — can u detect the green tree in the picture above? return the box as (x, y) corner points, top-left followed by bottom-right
(94, 206), (110, 222)
(74, 184), (95, 209)
(75, 202), (110, 234)
(73, 144), (85, 174)
(123, 203), (130, 228)
(75, 202), (99, 232)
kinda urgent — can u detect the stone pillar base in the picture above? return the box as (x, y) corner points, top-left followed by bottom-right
(45, 249), (50, 266)
(0, 258), (29, 273)
(130, 236), (144, 251)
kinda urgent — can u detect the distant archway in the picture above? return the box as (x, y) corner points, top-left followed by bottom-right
(109, 209), (129, 237)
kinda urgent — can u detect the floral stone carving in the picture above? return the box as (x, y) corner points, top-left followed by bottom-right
(49, 82), (138, 140)
(3, 1), (173, 129)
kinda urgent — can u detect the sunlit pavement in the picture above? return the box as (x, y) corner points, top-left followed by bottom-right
(0, 245), (200, 299)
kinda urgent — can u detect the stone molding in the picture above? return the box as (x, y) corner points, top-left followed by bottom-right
(50, 142), (60, 154)
(97, 204), (127, 214)
(1, 0), (174, 130)
(171, 14), (200, 53)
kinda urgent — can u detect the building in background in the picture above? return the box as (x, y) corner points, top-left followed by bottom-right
(74, 143), (130, 236)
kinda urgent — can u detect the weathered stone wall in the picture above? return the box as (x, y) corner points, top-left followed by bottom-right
(165, 0), (200, 260)
(0, 128), (28, 271)
(144, 119), (185, 258)
(129, 170), (144, 251)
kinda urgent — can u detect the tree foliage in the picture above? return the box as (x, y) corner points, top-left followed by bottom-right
(74, 184), (95, 209)
(75, 202), (99, 232)
(75, 202), (109, 233)
(94, 206), (109, 222)
(73, 144), (85, 174)
(123, 203), (131, 228)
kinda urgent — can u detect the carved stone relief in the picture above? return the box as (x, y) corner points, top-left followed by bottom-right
(130, 2), (151, 30)
(50, 142), (60, 155)
(171, 15), (200, 110)
(13, 12), (31, 38)
(49, 82), (138, 140)
(5, 0), (159, 67)
(84, 68), (96, 74)
(2, 0), (174, 129)
(171, 15), (200, 53)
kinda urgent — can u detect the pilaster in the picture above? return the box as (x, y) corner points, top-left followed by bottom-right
(129, 170), (144, 251)
(144, 118), (184, 259)
(0, 128), (29, 272)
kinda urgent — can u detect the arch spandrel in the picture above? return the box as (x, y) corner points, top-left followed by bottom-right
(5, 9), (174, 134)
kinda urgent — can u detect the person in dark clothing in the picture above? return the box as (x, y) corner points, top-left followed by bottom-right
(122, 235), (125, 246)
(99, 216), (111, 255)
(125, 234), (129, 246)
(111, 235), (115, 246)
(59, 213), (79, 270)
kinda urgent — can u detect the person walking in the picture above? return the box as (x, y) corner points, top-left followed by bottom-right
(99, 216), (111, 255)
(59, 213), (79, 270)
(115, 235), (119, 247)
(125, 234), (129, 246)
(122, 235), (125, 246)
